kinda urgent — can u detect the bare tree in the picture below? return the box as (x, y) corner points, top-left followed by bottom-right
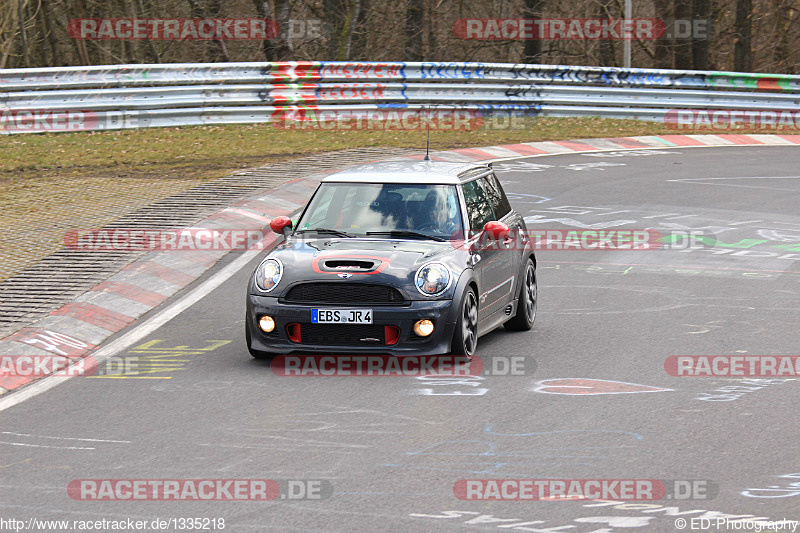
(186, 0), (231, 61)
(405, 0), (423, 60)
(673, 0), (694, 68)
(323, 0), (345, 59)
(733, 0), (752, 70)
(595, 0), (615, 66)
(692, 0), (711, 69)
(522, 0), (543, 62)
(0, 0), (21, 68)
(426, 0), (440, 60)
(339, 0), (361, 59)
(770, 0), (797, 72)
(0, 0), (797, 73)
(274, 0), (294, 60)
(652, 0), (672, 68)
(253, 0), (279, 60)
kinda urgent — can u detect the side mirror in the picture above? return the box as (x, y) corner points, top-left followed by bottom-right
(483, 221), (509, 241)
(270, 216), (293, 237)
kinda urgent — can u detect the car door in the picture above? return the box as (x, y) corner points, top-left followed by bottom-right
(482, 172), (525, 306)
(461, 176), (518, 324)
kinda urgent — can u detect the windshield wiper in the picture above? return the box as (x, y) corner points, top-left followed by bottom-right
(365, 230), (446, 242)
(296, 228), (356, 238)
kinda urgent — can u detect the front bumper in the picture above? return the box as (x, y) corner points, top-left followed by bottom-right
(247, 294), (456, 355)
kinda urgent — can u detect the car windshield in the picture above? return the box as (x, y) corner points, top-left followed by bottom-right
(295, 182), (464, 240)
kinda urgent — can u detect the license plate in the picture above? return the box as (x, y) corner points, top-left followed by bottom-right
(312, 309), (373, 324)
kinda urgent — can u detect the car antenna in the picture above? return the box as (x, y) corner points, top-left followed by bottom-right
(423, 106), (431, 161)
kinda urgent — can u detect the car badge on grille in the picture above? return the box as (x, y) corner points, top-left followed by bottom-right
(337, 273), (353, 279)
(360, 338), (381, 343)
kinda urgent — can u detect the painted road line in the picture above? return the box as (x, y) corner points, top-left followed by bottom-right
(0, 247), (264, 413)
(481, 143), (799, 166)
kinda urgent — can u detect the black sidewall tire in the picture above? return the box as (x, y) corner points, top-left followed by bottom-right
(504, 259), (536, 331)
(451, 288), (479, 358)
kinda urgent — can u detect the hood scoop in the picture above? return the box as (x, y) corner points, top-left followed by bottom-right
(319, 257), (381, 273)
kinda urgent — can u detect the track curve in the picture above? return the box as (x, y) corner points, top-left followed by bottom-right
(1, 145), (799, 532)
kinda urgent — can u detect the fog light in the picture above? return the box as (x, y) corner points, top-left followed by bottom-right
(413, 319), (434, 337)
(259, 315), (275, 333)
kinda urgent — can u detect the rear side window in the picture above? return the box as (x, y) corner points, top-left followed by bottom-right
(461, 179), (496, 231)
(482, 173), (512, 219)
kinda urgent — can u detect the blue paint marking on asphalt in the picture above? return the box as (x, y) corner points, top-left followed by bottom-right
(406, 439), (499, 457)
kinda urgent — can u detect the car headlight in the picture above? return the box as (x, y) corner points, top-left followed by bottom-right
(415, 262), (451, 296)
(255, 258), (282, 292)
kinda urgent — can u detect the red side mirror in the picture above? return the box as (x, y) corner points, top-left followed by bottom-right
(483, 221), (509, 241)
(270, 216), (293, 236)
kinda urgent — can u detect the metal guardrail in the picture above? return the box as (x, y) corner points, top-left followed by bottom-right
(2, 61), (799, 134)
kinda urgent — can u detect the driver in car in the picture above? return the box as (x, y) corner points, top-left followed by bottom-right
(416, 189), (461, 236)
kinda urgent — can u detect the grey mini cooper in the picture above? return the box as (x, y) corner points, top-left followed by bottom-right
(246, 159), (537, 359)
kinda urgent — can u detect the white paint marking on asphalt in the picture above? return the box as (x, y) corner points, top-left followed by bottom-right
(0, 431), (130, 443)
(0, 248), (265, 413)
(222, 207), (273, 223)
(0, 440), (95, 450)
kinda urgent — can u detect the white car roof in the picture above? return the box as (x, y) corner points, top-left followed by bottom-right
(320, 160), (491, 185)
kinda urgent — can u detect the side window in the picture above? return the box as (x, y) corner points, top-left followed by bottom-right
(461, 179), (496, 231)
(482, 173), (512, 219)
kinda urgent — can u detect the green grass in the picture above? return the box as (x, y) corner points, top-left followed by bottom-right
(0, 117), (677, 181)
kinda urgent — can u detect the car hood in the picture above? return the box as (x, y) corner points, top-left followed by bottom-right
(257, 237), (468, 300)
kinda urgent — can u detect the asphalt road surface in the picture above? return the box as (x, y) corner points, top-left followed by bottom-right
(2, 146), (799, 533)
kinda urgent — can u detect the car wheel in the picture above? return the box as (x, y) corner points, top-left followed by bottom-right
(246, 318), (275, 360)
(451, 288), (478, 357)
(504, 259), (536, 331)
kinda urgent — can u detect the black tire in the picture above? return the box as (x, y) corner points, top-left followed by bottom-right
(504, 259), (537, 331)
(246, 319), (275, 360)
(450, 288), (479, 357)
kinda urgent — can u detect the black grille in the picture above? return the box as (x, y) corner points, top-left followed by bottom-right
(298, 324), (387, 345)
(284, 283), (405, 305)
